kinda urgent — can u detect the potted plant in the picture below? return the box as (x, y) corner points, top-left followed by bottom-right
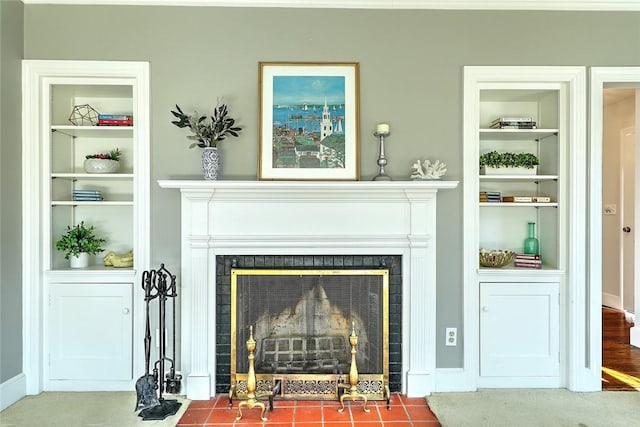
(55, 221), (107, 268)
(479, 151), (539, 175)
(84, 148), (122, 174)
(170, 99), (242, 180)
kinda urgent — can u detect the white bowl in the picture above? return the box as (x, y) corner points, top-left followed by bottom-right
(83, 159), (120, 174)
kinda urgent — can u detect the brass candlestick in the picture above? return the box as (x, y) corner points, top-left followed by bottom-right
(338, 321), (370, 413)
(236, 326), (267, 421)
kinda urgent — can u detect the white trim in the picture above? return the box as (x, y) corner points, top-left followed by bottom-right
(0, 373), (27, 411)
(602, 291), (621, 310)
(633, 89), (640, 349)
(19, 0), (640, 11)
(590, 67), (640, 379)
(433, 368), (476, 392)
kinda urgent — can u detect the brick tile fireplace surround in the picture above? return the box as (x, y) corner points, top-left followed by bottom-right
(158, 180), (458, 400)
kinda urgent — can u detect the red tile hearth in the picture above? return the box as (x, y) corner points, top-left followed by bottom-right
(177, 393), (440, 426)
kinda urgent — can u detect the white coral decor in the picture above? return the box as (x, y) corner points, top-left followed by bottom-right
(410, 159), (447, 180)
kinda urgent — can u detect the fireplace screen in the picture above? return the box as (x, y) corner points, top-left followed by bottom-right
(230, 269), (389, 400)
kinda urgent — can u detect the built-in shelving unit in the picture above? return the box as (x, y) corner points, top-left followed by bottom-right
(463, 66), (586, 389)
(22, 60), (150, 392)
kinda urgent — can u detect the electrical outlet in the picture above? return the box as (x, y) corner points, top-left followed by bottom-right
(445, 327), (457, 346)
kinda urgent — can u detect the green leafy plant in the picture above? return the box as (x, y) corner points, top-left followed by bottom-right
(479, 151), (539, 169)
(55, 221), (106, 259)
(171, 100), (242, 148)
(85, 148), (121, 161)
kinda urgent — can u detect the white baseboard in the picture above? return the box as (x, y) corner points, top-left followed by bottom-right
(477, 376), (561, 388)
(631, 325), (640, 348)
(433, 368), (476, 392)
(602, 292), (621, 310)
(1, 373), (26, 411)
(624, 310), (635, 324)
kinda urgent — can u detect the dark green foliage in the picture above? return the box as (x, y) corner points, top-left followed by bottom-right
(170, 101), (242, 148)
(85, 148), (121, 161)
(55, 221), (106, 259)
(479, 151), (539, 169)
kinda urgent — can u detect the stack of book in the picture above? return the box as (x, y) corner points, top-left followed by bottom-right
(490, 116), (537, 129)
(513, 253), (542, 269)
(479, 191), (501, 202)
(97, 114), (133, 126)
(72, 189), (103, 201)
(502, 196), (552, 203)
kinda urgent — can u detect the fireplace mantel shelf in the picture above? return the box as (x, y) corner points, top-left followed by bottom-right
(158, 179), (458, 191)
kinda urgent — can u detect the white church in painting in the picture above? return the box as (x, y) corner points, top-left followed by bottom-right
(320, 97), (332, 141)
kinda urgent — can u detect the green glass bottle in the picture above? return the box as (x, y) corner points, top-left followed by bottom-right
(523, 222), (539, 255)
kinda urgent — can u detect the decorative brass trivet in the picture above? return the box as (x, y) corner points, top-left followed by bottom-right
(235, 326), (267, 421)
(338, 322), (370, 413)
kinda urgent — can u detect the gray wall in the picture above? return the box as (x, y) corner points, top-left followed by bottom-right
(1, 0), (24, 383)
(19, 5), (640, 370)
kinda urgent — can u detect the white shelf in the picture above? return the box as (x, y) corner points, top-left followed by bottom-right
(52, 201), (133, 206)
(52, 173), (134, 179)
(479, 202), (558, 207)
(51, 125), (134, 137)
(479, 265), (562, 274)
(479, 129), (558, 140)
(479, 174), (558, 181)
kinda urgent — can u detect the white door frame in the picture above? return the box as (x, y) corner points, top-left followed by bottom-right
(589, 68), (640, 378)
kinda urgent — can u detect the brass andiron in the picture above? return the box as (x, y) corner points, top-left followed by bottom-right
(338, 321), (370, 413)
(236, 326), (267, 421)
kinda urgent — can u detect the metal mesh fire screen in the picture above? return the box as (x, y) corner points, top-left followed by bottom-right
(230, 269), (389, 401)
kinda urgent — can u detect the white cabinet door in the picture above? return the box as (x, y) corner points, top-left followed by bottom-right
(480, 282), (559, 377)
(48, 283), (132, 381)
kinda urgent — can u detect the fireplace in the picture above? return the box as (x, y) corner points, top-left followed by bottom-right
(157, 180), (458, 400)
(219, 257), (400, 401)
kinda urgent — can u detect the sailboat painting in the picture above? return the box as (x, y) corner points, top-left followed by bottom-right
(259, 62), (360, 180)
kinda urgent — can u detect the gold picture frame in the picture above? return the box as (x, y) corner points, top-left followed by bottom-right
(258, 62), (360, 180)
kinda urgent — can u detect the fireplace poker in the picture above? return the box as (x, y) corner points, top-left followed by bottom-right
(134, 270), (159, 412)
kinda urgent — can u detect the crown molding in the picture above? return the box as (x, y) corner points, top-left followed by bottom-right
(19, 0), (640, 12)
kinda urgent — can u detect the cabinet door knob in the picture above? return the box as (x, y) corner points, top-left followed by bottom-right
(482, 306), (489, 312)
(623, 226), (631, 233)
(122, 308), (130, 315)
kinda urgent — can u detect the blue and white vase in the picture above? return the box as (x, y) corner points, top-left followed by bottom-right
(202, 147), (220, 180)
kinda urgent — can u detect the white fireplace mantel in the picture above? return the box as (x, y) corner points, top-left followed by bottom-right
(158, 180), (458, 399)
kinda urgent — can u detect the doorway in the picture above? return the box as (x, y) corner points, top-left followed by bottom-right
(602, 90), (637, 313)
(590, 68), (640, 392)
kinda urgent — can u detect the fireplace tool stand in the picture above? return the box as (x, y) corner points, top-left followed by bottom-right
(137, 264), (182, 421)
(338, 321), (370, 413)
(235, 326), (268, 421)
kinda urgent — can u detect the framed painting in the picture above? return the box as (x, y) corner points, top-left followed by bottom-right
(259, 62), (360, 180)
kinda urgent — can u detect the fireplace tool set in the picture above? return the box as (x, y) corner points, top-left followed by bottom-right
(135, 264), (182, 421)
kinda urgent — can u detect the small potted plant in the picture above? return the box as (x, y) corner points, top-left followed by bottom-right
(84, 148), (122, 174)
(55, 221), (107, 268)
(170, 99), (242, 180)
(479, 151), (539, 175)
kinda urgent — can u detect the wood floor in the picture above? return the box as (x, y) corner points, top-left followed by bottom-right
(602, 307), (640, 391)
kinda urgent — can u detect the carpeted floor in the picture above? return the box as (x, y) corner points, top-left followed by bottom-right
(426, 389), (640, 427)
(0, 392), (189, 427)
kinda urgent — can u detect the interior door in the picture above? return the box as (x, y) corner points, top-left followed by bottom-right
(621, 127), (636, 312)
